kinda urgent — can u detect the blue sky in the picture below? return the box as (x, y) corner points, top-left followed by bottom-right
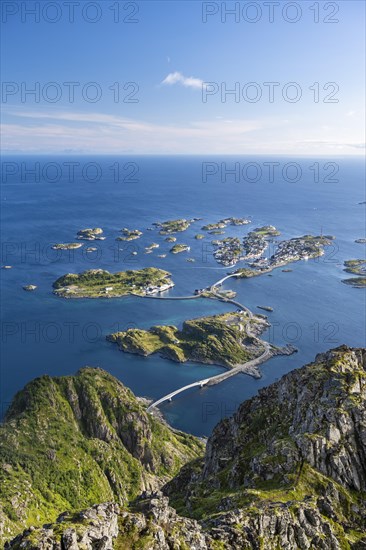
(1, 0), (365, 154)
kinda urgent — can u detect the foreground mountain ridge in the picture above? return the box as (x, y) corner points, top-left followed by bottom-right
(0, 367), (203, 544)
(2, 345), (366, 549)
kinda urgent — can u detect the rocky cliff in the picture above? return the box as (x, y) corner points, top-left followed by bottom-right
(165, 345), (366, 549)
(3, 346), (366, 549)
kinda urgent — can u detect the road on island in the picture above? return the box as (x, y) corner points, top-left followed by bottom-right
(146, 273), (273, 413)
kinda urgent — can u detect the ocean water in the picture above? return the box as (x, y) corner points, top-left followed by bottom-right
(1, 155), (365, 436)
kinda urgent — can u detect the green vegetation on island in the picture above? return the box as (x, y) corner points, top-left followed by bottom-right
(76, 228), (105, 240)
(221, 217), (251, 226)
(343, 259), (366, 275)
(165, 236), (177, 242)
(116, 228), (143, 241)
(107, 312), (269, 368)
(170, 244), (190, 254)
(145, 243), (159, 250)
(342, 277), (366, 288)
(234, 268), (261, 278)
(52, 268), (174, 298)
(202, 218), (250, 231)
(154, 219), (191, 235)
(202, 222), (226, 231)
(195, 234), (205, 239)
(51, 243), (83, 250)
(252, 225), (281, 237)
(342, 260), (366, 288)
(0, 368), (203, 543)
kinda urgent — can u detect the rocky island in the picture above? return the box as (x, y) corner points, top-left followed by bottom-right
(76, 227), (105, 241)
(107, 311), (270, 368)
(170, 244), (190, 254)
(116, 228), (143, 241)
(202, 221), (226, 231)
(202, 217), (250, 231)
(51, 243), (83, 250)
(222, 217), (251, 226)
(342, 259), (366, 288)
(52, 268), (174, 298)
(154, 219), (191, 235)
(145, 243), (159, 251)
(3, 346), (366, 549)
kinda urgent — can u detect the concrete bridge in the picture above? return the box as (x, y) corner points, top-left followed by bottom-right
(146, 345), (271, 412)
(146, 272), (273, 413)
(147, 378), (211, 411)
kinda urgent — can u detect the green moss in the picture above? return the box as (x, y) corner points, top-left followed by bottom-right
(156, 219), (191, 234)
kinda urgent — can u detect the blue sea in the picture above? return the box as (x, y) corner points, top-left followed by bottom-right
(1, 156), (365, 436)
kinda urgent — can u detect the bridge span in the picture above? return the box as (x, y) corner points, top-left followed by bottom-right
(146, 272), (273, 412)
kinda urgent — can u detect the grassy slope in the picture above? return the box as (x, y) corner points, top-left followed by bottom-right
(52, 267), (172, 297)
(0, 368), (203, 543)
(107, 313), (262, 368)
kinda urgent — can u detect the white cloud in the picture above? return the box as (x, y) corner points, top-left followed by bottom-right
(161, 71), (203, 90)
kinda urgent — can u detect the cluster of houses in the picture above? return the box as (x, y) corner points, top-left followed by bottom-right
(242, 234), (269, 260)
(249, 238), (322, 271)
(144, 282), (175, 295)
(194, 288), (208, 295)
(213, 237), (245, 267)
(269, 238), (317, 265)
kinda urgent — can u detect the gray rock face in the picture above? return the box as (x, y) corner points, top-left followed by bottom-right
(202, 346), (366, 493)
(5, 503), (119, 549)
(164, 346), (366, 549)
(119, 491), (211, 549)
